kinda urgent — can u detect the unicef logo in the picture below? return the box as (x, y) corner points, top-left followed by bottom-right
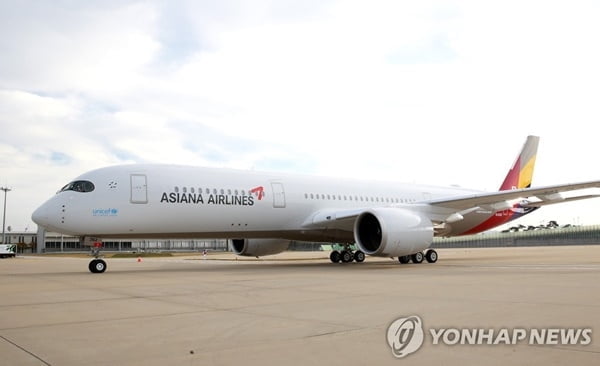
(92, 208), (119, 217)
(386, 315), (424, 358)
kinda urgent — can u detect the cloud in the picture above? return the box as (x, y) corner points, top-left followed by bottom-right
(0, 1), (159, 95)
(1, 0), (599, 230)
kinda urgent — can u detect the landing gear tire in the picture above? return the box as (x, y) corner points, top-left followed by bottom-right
(411, 252), (424, 264)
(354, 250), (365, 263)
(330, 251), (341, 263)
(425, 249), (438, 263)
(89, 259), (107, 273)
(341, 250), (353, 263)
(398, 255), (411, 264)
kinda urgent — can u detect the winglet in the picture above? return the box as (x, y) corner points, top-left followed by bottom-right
(499, 135), (540, 191)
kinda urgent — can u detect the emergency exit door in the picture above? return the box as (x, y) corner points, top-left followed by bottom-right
(271, 182), (286, 208)
(130, 174), (148, 204)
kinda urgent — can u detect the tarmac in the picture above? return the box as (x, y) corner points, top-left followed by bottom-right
(1, 246), (599, 365)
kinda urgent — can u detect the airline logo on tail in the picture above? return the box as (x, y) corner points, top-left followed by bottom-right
(499, 136), (539, 191)
(462, 136), (540, 234)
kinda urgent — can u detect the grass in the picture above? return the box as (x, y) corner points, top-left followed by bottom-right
(111, 252), (174, 258)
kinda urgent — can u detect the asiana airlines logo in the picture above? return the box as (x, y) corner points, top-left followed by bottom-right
(160, 186), (265, 206)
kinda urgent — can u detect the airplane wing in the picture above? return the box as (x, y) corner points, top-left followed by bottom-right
(305, 180), (600, 230)
(426, 180), (600, 211)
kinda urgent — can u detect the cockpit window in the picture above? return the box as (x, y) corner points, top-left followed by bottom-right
(59, 180), (95, 193)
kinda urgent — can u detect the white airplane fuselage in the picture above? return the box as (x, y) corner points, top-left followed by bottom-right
(33, 164), (487, 242)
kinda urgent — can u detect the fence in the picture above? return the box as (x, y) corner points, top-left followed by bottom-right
(430, 225), (600, 248)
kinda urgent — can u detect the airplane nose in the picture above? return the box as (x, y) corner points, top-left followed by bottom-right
(32, 203), (50, 228)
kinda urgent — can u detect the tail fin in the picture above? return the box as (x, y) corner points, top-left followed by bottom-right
(499, 135), (539, 191)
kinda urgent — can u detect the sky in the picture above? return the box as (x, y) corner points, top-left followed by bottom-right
(1, 0), (599, 233)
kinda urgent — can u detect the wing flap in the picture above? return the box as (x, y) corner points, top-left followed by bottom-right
(522, 194), (600, 208)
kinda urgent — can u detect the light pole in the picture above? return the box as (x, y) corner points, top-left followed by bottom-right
(1, 187), (11, 244)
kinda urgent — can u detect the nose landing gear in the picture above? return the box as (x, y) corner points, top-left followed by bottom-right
(88, 240), (107, 273)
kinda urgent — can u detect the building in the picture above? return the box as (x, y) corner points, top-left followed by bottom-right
(2, 230), (228, 253)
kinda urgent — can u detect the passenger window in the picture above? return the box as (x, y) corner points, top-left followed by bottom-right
(175, 186), (179, 193)
(183, 187), (187, 193)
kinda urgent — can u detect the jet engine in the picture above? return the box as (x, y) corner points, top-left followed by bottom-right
(231, 238), (291, 257)
(354, 208), (433, 257)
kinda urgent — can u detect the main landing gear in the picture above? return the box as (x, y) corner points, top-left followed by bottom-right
(88, 241), (107, 273)
(330, 245), (365, 263)
(398, 249), (438, 264)
(329, 247), (439, 265)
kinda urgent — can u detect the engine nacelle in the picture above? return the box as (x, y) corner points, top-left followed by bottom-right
(354, 208), (433, 257)
(231, 238), (290, 257)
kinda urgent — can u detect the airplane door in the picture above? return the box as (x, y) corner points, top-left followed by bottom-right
(130, 174), (148, 204)
(271, 182), (286, 208)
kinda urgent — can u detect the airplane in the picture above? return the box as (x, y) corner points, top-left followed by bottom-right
(31, 136), (600, 273)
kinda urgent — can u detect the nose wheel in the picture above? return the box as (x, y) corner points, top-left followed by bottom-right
(89, 259), (107, 273)
(88, 240), (107, 273)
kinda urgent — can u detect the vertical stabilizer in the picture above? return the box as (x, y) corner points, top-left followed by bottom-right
(460, 135), (541, 235)
(499, 135), (539, 191)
